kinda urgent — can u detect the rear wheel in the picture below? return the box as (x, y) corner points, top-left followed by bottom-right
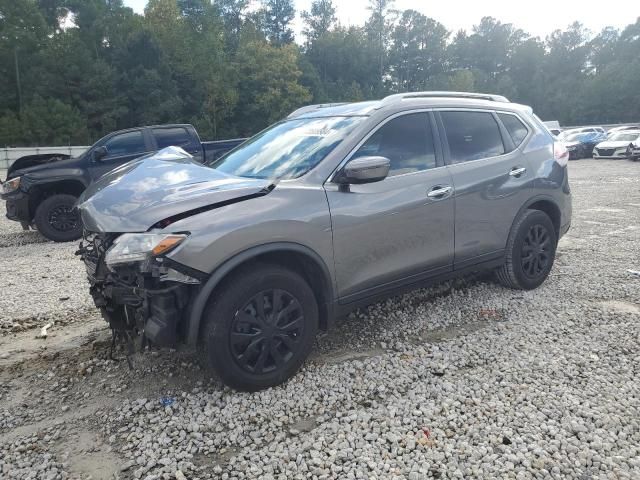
(200, 264), (318, 391)
(496, 210), (557, 290)
(34, 194), (82, 242)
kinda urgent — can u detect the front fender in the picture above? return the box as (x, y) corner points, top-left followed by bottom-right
(184, 242), (335, 345)
(21, 170), (90, 192)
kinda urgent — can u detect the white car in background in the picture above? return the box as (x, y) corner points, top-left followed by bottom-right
(605, 125), (640, 138)
(593, 131), (640, 159)
(628, 137), (640, 161)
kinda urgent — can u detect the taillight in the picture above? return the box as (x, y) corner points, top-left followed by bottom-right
(554, 141), (569, 167)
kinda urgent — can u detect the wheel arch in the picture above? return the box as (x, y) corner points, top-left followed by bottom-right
(511, 195), (562, 240)
(185, 242), (336, 346)
(29, 179), (87, 218)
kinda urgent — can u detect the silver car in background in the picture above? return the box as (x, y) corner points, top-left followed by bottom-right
(76, 92), (572, 391)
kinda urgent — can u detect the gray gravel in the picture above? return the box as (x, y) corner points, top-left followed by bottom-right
(1, 158), (639, 479)
(0, 203), (94, 335)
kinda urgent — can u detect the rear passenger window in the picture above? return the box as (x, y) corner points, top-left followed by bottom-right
(498, 113), (529, 147)
(441, 111), (505, 163)
(353, 113), (436, 176)
(153, 127), (191, 149)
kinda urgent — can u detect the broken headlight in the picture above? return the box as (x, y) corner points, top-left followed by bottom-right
(105, 233), (188, 268)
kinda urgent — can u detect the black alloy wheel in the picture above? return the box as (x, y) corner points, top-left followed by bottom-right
(495, 209), (557, 290)
(230, 289), (304, 375)
(200, 263), (318, 391)
(34, 193), (83, 242)
(49, 204), (79, 233)
(521, 224), (551, 279)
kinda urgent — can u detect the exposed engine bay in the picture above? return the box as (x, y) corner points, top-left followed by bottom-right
(76, 232), (204, 361)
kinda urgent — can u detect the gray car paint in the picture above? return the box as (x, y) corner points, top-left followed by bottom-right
(77, 96), (572, 305)
(77, 147), (271, 233)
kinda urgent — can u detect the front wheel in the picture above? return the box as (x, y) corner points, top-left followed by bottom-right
(34, 194), (82, 242)
(200, 264), (318, 391)
(496, 210), (557, 290)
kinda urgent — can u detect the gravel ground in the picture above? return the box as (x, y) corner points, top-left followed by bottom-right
(0, 158), (639, 479)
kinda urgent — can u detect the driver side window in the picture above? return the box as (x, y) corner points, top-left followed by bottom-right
(353, 113), (436, 177)
(103, 131), (147, 158)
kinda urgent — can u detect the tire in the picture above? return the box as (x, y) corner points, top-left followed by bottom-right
(200, 264), (318, 391)
(34, 194), (82, 242)
(496, 210), (557, 290)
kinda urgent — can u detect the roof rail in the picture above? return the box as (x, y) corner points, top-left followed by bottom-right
(380, 91), (510, 106)
(287, 103), (349, 119)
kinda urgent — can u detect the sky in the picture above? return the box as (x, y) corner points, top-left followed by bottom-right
(123, 0), (636, 40)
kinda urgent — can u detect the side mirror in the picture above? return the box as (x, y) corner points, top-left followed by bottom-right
(93, 146), (108, 161)
(336, 156), (390, 185)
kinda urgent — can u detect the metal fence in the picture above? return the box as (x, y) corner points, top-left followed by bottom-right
(0, 146), (89, 169)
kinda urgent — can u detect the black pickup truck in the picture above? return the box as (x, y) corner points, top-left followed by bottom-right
(1, 124), (244, 241)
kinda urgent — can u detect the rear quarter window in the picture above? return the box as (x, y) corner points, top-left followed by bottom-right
(498, 113), (529, 147)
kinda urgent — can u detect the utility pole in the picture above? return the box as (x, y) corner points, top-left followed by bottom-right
(14, 47), (23, 117)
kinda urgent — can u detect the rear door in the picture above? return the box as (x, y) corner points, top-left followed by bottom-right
(152, 126), (203, 162)
(325, 111), (455, 301)
(88, 129), (153, 181)
(437, 109), (534, 268)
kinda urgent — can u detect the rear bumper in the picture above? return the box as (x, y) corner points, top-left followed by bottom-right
(1, 191), (31, 223)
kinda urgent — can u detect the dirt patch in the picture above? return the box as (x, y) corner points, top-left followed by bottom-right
(599, 300), (640, 315)
(54, 429), (122, 480)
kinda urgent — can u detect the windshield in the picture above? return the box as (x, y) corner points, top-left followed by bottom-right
(610, 133), (639, 142)
(211, 116), (364, 180)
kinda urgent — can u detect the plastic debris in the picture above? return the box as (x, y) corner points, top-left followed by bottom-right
(627, 269), (640, 277)
(160, 396), (176, 407)
(175, 470), (187, 480)
(37, 322), (54, 339)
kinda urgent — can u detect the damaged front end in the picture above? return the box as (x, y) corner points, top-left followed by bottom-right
(76, 231), (206, 355)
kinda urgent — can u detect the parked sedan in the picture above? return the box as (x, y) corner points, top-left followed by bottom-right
(558, 127), (605, 141)
(606, 125), (640, 138)
(563, 131), (608, 160)
(626, 138), (640, 161)
(594, 131), (640, 159)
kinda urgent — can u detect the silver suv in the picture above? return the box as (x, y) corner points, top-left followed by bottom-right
(77, 92), (572, 391)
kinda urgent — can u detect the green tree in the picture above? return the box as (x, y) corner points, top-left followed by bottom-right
(365, 0), (395, 90)
(216, 0), (250, 53)
(388, 10), (449, 91)
(232, 40), (311, 134)
(260, 0), (295, 46)
(301, 0), (336, 43)
(20, 95), (88, 145)
(448, 69), (475, 92)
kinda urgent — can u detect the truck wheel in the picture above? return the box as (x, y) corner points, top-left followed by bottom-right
(496, 210), (557, 290)
(34, 194), (82, 242)
(200, 264), (318, 391)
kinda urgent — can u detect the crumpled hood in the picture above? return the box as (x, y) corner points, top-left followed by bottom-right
(77, 147), (272, 232)
(595, 140), (633, 149)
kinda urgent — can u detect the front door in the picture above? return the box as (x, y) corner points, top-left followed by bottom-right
(88, 129), (153, 181)
(325, 112), (455, 302)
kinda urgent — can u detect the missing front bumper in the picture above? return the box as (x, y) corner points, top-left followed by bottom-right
(77, 232), (203, 347)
